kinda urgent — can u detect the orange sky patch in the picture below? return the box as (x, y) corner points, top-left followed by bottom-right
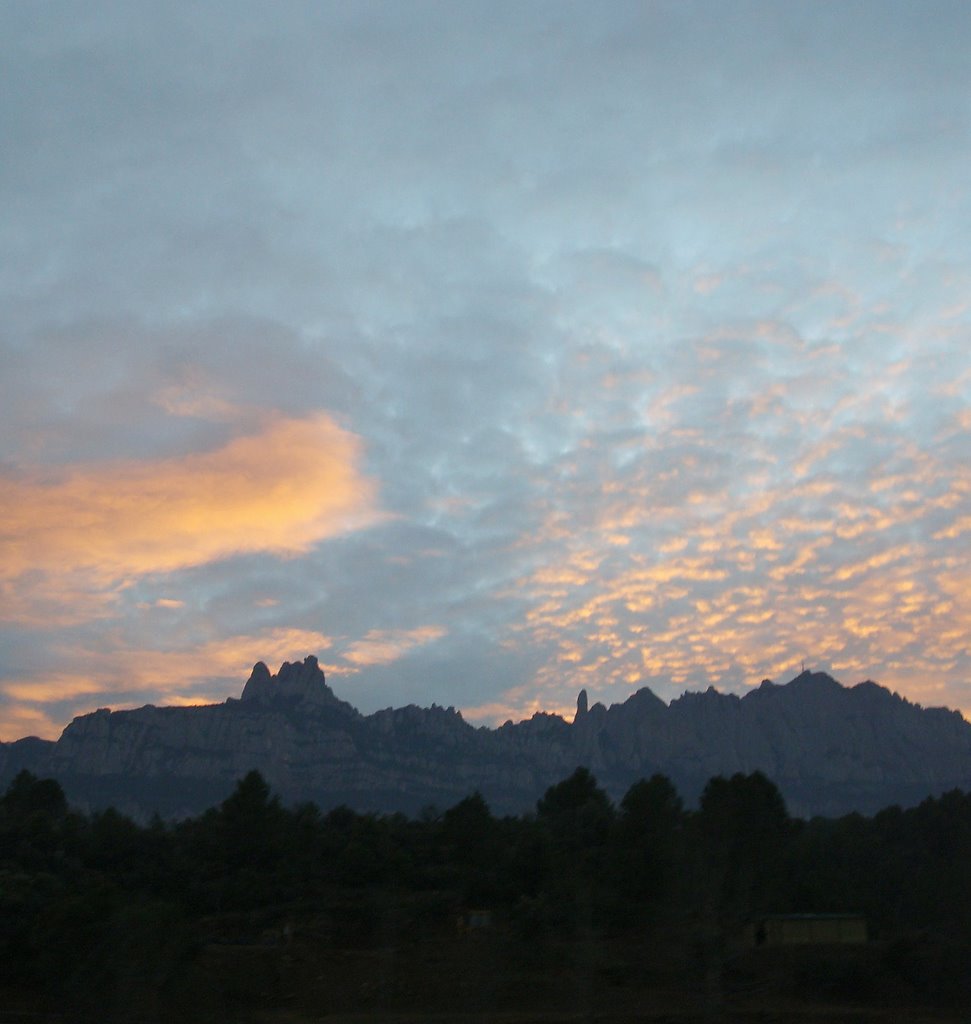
(0, 413), (382, 623)
(0, 626), (335, 739)
(0, 622), (460, 739)
(340, 626), (448, 669)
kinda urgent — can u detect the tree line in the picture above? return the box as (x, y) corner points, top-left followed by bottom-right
(2, 765), (971, 1019)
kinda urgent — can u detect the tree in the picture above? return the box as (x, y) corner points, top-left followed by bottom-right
(696, 771), (791, 926)
(612, 775), (684, 912)
(174, 770), (290, 911)
(619, 774), (683, 842)
(441, 791), (500, 904)
(536, 767), (614, 850)
(534, 768), (616, 938)
(1, 770), (67, 820)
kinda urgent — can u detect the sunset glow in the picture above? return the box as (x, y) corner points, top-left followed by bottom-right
(0, 414), (381, 625)
(2, 2), (970, 739)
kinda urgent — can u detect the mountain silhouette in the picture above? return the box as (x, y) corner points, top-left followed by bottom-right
(2, 657), (970, 819)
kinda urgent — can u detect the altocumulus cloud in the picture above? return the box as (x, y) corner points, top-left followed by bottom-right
(2, 1), (971, 739)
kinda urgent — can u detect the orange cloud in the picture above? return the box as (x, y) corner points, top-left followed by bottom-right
(0, 413), (382, 623)
(340, 626), (447, 669)
(503, 434), (971, 718)
(462, 680), (576, 727)
(0, 626), (336, 739)
(0, 704), (64, 745)
(0, 623), (459, 740)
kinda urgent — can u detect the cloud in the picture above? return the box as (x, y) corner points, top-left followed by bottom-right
(0, 413), (382, 623)
(0, 626), (335, 739)
(339, 627), (448, 669)
(2, 2), (971, 740)
(3, 627), (337, 703)
(492, 362), (971, 715)
(0, 621), (460, 740)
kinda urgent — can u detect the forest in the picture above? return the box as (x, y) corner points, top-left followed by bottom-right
(2, 765), (971, 1022)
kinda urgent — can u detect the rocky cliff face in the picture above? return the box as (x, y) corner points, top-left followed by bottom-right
(580, 671), (971, 814)
(2, 659), (971, 819)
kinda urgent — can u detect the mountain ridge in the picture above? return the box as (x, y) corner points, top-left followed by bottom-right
(2, 657), (970, 820)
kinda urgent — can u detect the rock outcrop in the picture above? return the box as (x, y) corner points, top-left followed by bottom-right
(2, 660), (971, 820)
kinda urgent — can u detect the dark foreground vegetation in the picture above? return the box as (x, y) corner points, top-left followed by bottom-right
(2, 767), (971, 1022)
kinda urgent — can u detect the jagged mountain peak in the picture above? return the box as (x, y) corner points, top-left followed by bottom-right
(787, 669), (842, 690)
(671, 685), (740, 708)
(4, 659), (971, 821)
(742, 670), (846, 705)
(241, 660), (273, 697)
(851, 679), (899, 701)
(240, 655), (349, 711)
(608, 687), (668, 722)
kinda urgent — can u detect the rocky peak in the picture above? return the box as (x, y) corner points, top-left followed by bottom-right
(241, 661), (273, 700)
(240, 655), (344, 709)
(617, 687), (668, 717)
(6, 661), (971, 822)
(789, 669), (841, 690)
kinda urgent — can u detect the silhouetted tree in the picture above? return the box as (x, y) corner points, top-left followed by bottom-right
(697, 771), (791, 928)
(1, 770), (67, 821)
(440, 791), (501, 903)
(537, 766), (614, 850)
(610, 774), (685, 917)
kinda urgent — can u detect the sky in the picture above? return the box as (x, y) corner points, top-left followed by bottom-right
(2, 1), (970, 742)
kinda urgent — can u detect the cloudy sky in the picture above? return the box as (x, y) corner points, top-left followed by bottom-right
(2, 1), (970, 741)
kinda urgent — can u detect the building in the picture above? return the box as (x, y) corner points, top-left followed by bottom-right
(748, 913), (867, 947)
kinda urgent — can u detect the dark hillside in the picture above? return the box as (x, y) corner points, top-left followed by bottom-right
(3, 767), (971, 1022)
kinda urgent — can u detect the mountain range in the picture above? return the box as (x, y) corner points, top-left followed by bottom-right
(3, 655), (971, 820)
